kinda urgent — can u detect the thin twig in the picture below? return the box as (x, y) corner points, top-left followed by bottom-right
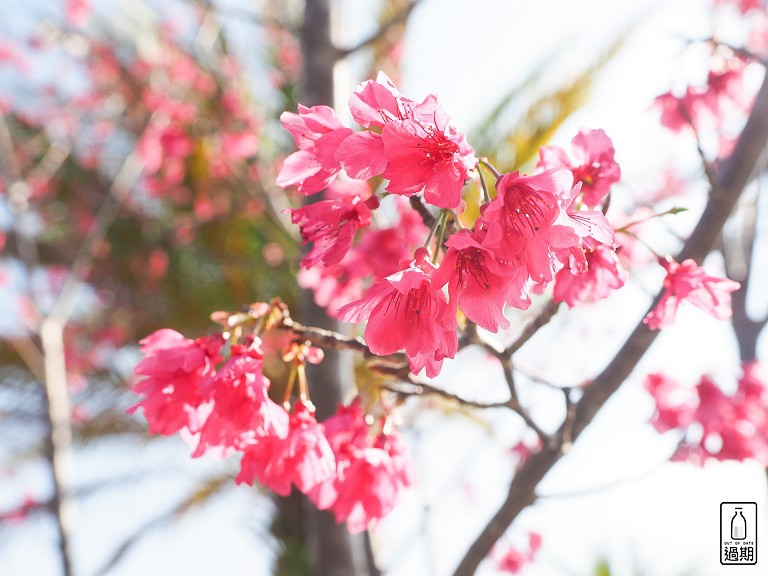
(380, 379), (509, 410)
(337, 0), (421, 57)
(450, 65), (768, 576)
(376, 367), (550, 441)
(410, 195), (437, 228)
(279, 317), (370, 355)
(506, 300), (561, 355)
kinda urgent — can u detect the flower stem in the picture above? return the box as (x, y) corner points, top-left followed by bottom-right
(448, 210), (465, 230)
(283, 365), (297, 410)
(476, 165), (492, 203)
(423, 208), (443, 248)
(617, 229), (664, 259)
(297, 363), (309, 402)
(614, 206), (687, 233)
(479, 157), (501, 180)
(432, 211), (448, 265)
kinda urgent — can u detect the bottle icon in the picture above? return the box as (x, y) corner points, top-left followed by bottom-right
(732, 508), (747, 540)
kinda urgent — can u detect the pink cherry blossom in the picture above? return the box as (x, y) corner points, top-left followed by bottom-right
(538, 129), (621, 207)
(129, 330), (223, 436)
(644, 372), (698, 433)
(338, 255), (458, 378)
(329, 431), (415, 533)
(494, 532), (542, 574)
(432, 229), (521, 332)
(481, 169), (581, 284)
(290, 194), (379, 268)
(306, 400), (371, 510)
(65, 0), (89, 26)
(337, 74), (477, 209)
(643, 258), (740, 330)
(347, 72), (413, 129)
(276, 105), (354, 195)
(236, 401), (336, 496)
(193, 342), (288, 457)
(647, 364), (768, 465)
(300, 200), (427, 317)
(553, 245), (627, 307)
(381, 95), (477, 209)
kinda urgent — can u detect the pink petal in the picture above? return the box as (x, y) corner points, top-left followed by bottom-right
(337, 132), (387, 179)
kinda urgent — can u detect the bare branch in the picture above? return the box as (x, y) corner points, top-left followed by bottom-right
(451, 69), (768, 576)
(409, 195), (438, 229)
(279, 316), (371, 355)
(723, 170), (768, 361)
(374, 361), (550, 440)
(380, 379), (510, 410)
(506, 300), (561, 355)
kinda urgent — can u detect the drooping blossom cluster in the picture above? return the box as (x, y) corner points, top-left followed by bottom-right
(130, 307), (414, 532)
(277, 74), (627, 376)
(646, 362), (768, 465)
(125, 60), (747, 546)
(643, 257), (740, 330)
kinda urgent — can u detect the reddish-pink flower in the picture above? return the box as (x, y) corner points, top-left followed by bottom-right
(130, 329), (223, 436)
(337, 74), (477, 209)
(329, 430), (415, 533)
(290, 194), (379, 268)
(553, 245), (627, 307)
(643, 258), (740, 330)
(236, 401), (336, 496)
(645, 372), (698, 433)
(647, 364), (768, 466)
(299, 198), (428, 317)
(193, 343), (288, 457)
(538, 129), (621, 207)
(65, 0), (89, 26)
(277, 105), (354, 195)
(432, 229), (524, 332)
(481, 169), (580, 284)
(338, 254), (458, 378)
(380, 95), (477, 209)
(347, 72), (413, 129)
(494, 532), (542, 574)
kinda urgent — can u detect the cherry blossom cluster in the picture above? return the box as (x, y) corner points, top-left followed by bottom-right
(127, 71), (746, 536)
(642, 257), (740, 330)
(279, 73), (628, 377)
(493, 532), (542, 574)
(646, 362), (768, 464)
(654, 0), (766, 156)
(129, 304), (413, 533)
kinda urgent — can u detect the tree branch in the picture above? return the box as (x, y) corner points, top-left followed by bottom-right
(409, 195), (438, 229)
(506, 300), (561, 355)
(722, 169), (768, 361)
(279, 317), (371, 355)
(337, 0), (421, 57)
(451, 69), (768, 576)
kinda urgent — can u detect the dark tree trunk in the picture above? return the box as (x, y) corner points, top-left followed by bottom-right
(288, 1), (365, 575)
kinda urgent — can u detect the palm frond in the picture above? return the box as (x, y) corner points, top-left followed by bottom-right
(472, 33), (628, 173)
